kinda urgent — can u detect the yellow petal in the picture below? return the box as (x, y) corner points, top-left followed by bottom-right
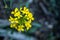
(27, 18), (29, 20)
(18, 16), (20, 19)
(26, 27), (30, 30)
(15, 8), (18, 12)
(20, 15), (22, 17)
(21, 29), (24, 31)
(11, 21), (14, 23)
(17, 29), (21, 32)
(26, 9), (29, 12)
(10, 16), (13, 19)
(31, 17), (34, 20)
(9, 19), (11, 21)
(24, 7), (26, 10)
(15, 18), (18, 20)
(15, 21), (18, 23)
(11, 11), (14, 14)
(20, 7), (22, 11)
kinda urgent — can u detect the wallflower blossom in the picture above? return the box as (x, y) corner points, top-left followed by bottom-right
(25, 22), (31, 30)
(17, 25), (24, 32)
(9, 16), (18, 23)
(9, 7), (34, 32)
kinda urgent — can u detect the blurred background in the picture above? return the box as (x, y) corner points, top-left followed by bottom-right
(0, 0), (60, 40)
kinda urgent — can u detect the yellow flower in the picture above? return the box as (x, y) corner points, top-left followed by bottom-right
(14, 11), (21, 18)
(28, 13), (33, 18)
(14, 11), (20, 16)
(13, 11), (23, 19)
(21, 7), (29, 14)
(25, 22), (31, 30)
(9, 16), (18, 23)
(9, 16), (14, 21)
(10, 23), (17, 28)
(17, 25), (24, 31)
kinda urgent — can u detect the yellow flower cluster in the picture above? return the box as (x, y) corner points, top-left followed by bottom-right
(9, 7), (34, 32)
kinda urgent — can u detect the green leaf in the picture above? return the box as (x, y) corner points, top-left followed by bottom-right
(32, 22), (42, 27)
